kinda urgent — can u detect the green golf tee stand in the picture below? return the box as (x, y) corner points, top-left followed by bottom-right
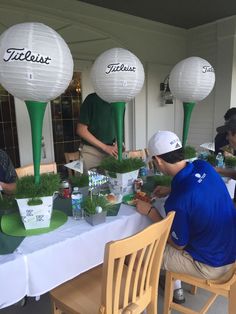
(182, 102), (195, 147)
(111, 102), (126, 161)
(25, 101), (47, 184)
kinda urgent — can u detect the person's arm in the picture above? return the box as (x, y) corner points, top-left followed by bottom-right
(76, 123), (118, 157)
(135, 199), (186, 250)
(0, 181), (16, 194)
(152, 185), (171, 198)
(135, 199), (163, 222)
(215, 167), (236, 180)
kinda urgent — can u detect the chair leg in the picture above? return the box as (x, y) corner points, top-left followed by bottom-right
(229, 281), (236, 314)
(146, 300), (157, 314)
(190, 285), (197, 295)
(163, 271), (174, 314)
(51, 300), (63, 314)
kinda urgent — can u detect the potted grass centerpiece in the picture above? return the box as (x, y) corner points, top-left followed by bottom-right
(83, 194), (110, 226)
(100, 156), (144, 196)
(15, 173), (61, 229)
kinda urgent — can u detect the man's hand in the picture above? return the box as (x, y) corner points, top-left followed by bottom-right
(103, 144), (118, 157)
(134, 199), (151, 216)
(152, 185), (171, 198)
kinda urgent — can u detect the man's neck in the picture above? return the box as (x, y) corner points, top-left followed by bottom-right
(167, 160), (187, 177)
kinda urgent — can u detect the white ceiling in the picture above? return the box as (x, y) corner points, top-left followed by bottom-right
(78, 0), (236, 29)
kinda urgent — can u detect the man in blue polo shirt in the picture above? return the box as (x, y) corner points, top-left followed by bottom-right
(135, 130), (236, 303)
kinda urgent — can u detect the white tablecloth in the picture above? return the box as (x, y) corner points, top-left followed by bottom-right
(0, 254), (27, 308)
(0, 204), (150, 309)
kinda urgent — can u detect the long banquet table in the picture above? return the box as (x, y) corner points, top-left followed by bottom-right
(0, 204), (150, 309)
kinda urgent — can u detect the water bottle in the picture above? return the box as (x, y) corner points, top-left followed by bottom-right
(216, 152), (224, 168)
(71, 187), (83, 220)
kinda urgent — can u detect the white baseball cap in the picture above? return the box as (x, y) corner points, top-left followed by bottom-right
(148, 131), (182, 157)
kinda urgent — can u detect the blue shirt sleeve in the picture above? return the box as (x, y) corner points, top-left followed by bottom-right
(167, 207), (189, 247)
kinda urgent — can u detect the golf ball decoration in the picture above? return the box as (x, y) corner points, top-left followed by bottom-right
(95, 206), (103, 214)
(0, 22), (74, 102)
(91, 47), (145, 103)
(169, 56), (215, 102)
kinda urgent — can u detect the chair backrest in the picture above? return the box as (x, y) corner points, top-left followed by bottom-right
(64, 151), (81, 176)
(123, 149), (154, 170)
(15, 162), (57, 178)
(123, 149), (147, 160)
(101, 211), (175, 313)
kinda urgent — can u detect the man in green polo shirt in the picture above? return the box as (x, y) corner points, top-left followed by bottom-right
(77, 93), (118, 173)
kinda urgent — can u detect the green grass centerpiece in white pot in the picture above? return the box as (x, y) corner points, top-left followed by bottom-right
(100, 156), (144, 196)
(83, 194), (110, 226)
(0, 22), (73, 229)
(15, 173), (61, 229)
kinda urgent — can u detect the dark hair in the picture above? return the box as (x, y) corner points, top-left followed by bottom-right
(224, 108), (236, 121)
(157, 148), (184, 164)
(227, 122), (236, 135)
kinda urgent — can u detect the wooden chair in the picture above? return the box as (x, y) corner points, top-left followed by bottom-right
(163, 262), (236, 314)
(123, 149), (147, 160)
(64, 151), (81, 176)
(50, 212), (175, 314)
(15, 162), (57, 178)
(123, 148), (154, 170)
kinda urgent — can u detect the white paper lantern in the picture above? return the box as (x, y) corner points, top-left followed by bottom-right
(169, 56), (215, 102)
(0, 22), (74, 102)
(91, 48), (145, 103)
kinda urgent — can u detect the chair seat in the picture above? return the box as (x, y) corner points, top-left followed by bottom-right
(50, 265), (103, 314)
(163, 263), (236, 314)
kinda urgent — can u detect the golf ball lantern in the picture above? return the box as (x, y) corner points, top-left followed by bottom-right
(91, 48), (145, 160)
(0, 22), (74, 183)
(169, 56), (215, 102)
(169, 56), (215, 146)
(91, 47), (144, 103)
(0, 22), (73, 101)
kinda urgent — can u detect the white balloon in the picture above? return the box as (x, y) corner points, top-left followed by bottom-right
(0, 22), (74, 102)
(91, 47), (145, 103)
(169, 56), (215, 102)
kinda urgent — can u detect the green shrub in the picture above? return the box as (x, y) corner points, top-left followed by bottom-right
(100, 156), (144, 174)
